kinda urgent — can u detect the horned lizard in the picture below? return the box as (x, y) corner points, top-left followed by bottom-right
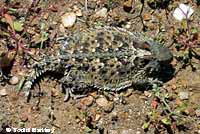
(23, 27), (173, 101)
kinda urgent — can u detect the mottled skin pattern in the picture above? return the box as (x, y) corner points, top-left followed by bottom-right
(23, 27), (173, 101)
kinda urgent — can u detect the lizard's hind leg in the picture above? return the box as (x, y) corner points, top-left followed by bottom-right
(59, 70), (90, 102)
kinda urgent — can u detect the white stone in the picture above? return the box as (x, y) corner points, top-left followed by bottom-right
(0, 88), (7, 96)
(195, 109), (200, 117)
(61, 12), (76, 28)
(9, 76), (19, 85)
(95, 8), (108, 18)
(179, 91), (189, 100)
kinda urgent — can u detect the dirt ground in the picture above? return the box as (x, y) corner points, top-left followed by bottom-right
(0, 0), (200, 134)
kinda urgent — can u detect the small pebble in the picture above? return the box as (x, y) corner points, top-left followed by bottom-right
(125, 23), (131, 29)
(144, 91), (152, 97)
(94, 114), (101, 121)
(179, 91), (189, 100)
(121, 129), (135, 134)
(96, 97), (114, 112)
(20, 114), (28, 122)
(73, 6), (82, 17)
(143, 13), (152, 21)
(76, 118), (81, 123)
(136, 131), (141, 134)
(109, 130), (118, 134)
(61, 12), (76, 28)
(195, 109), (200, 117)
(76, 96), (94, 110)
(0, 89), (7, 96)
(104, 102), (114, 113)
(111, 112), (118, 121)
(80, 96), (94, 107)
(75, 9), (82, 17)
(51, 88), (60, 97)
(9, 76), (19, 85)
(123, 0), (133, 12)
(124, 88), (133, 97)
(95, 8), (108, 18)
(96, 97), (109, 107)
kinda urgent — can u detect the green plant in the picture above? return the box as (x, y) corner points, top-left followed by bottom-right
(143, 84), (192, 133)
(173, 11), (200, 70)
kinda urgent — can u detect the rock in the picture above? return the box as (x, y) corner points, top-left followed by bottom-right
(121, 129), (135, 134)
(94, 114), (101, 121)
(75, 9), (82, 17)
(96, 97), (114, 112)
(0, 89), (7, 96)
(111, 112), (118, 121)
(95, 8), (108, 18)
(90, 91), (98, 98)
(76, 96), (94, 110)
(73, 6), (82, 17)
(195, 109), (200, 117)
(96, 97), (108, 107)
(80, 96), (94, 107)
(108, 130), (118, 134)
(9, 76), (19, 85)
(87, 1), (97, 9)
(136, 131), (141, 134)
(124, 88), (133, 97)
(179, 91), (189, 100)
(123, 0), (133, 12)
(59, 24), (65, 33)
(43, 12), (49, 20)
(103, 102), (114, 112)
(61, 12), (76, 28)
(143, 13), (152, 21)
(20, 114), (28, 122)
(51, 88), (60, 97)
(125, 22), (131, 29)
(144, 91), (152, 97)
(27, 48), (36, 56)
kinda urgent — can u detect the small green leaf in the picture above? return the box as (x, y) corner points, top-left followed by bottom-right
(176, 102), (188, 113)
(191, 27), (198, 34)
(161, 118), (171, 125)
(85, 127), (92, 133)
(142, 122), (150, 130)
(181, 19), (188, 31)
(13, 21), (23, 32)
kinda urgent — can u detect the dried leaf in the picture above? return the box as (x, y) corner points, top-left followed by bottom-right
(4, 13), (14, 30)
(151, 99), (158, 109)
(0, 50), (16, 68)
